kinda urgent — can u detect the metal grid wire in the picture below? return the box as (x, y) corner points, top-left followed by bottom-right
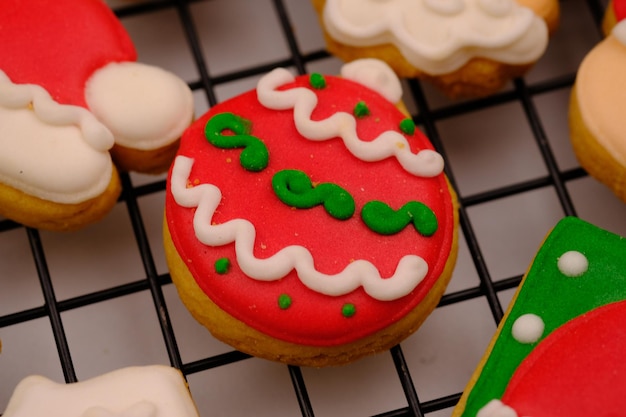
(0, 0), (621, 415)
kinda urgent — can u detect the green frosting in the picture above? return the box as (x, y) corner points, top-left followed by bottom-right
(309, 73), (326, 89)
(353, 101), (370, 118)
(278, 294), (292, 310)
(361, 200), (438, 236)
(342, 303), (356, 318)
(272, 169), (356, 220)
(204, 112), (269, 172)
(461, 216), (626, 416)
(399, 118), (416, 135)
(214, 257), (231, 274)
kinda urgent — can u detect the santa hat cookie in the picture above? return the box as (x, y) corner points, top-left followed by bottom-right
(452, 216), (626, 417)
(568, 18), (626, 203)
(0, 0), (194, 230)
(164, 59), (459, 366)
(2, 365), (200, 417)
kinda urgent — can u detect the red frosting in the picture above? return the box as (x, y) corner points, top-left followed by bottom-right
(502, 300), (626, 416)
(615, 0), (626, 21)
(0, 0), (136, 108)
(165, 74), (455, 346)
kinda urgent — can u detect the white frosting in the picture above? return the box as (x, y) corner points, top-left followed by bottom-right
(340, 58), (403, 103)
(85, 62), (194, 150)
(322, 0), (549, 75)
(511, 313), (544, 344)
(171, 156), (429, 301)
(256, 66), (444, 177)
(2, 365), (199, 417)
(0, 70), (115, 204)
(476, 399), (519, 417)
(612, 19), (626, 46)
(557, 250), (588, 277)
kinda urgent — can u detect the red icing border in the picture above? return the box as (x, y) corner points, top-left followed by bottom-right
(165, 74), (455, 346)
(0, 0), (136, 107)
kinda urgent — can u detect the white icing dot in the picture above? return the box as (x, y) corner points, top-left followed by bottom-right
(557, 250), (588, 277)
(612, 20), (626, 46)
(511, 313), (544, 344)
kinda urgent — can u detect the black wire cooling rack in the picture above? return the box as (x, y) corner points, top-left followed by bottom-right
(2, 0), (625, 416)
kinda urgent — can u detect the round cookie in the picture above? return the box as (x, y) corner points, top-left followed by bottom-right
(311, 0), (560, 98)
(0, 0), (194, 230)
(164, 59), (459, 367)
(569, 20), (626, 203)
(451, 216), (626, 417)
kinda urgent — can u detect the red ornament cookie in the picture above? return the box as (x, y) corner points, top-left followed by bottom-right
(164, 59), (459, 366)
(0, 0), (193, 231)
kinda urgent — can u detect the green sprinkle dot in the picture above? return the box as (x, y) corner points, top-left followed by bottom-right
(214, 258), (231, 274)
(353, 101), (370, 118)
(309, 73), (326, 89)
(400, 118), (416, 135)
(342, 303), (356, 318)
(278, 294), (292, 310)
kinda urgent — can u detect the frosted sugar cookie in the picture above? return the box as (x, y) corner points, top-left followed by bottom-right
(602, 0), (626, 35)
(2, 365), (200, 417)
(164, 59), (459, 367)
(569, 20), (626, 203)
(452, 216), (626, 417)
(311, 0), (560, 98)
(0, 0), (194, 230)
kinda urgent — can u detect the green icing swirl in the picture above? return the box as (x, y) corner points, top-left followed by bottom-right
(361, 200), (438, 236)
(204, 112), (269, 172)
(272, 169), (355, 220)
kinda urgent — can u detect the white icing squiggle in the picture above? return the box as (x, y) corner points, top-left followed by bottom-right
(256, 67), (444, 177)
(0, 70), (114, 203)
(322, 0), (549, 75)
(171, 156), (429, 301)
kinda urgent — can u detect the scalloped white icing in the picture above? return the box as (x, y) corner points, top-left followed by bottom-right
(2, 366), (199, 417)
(322, 0), (549, 75)
(0, 70), (114, 204)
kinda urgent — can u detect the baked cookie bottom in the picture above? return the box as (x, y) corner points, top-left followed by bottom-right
(569, 83), (626, 203)
(111, 138), (181, 175)
(163, 186), (459, 367)
(0, 166), (122, 232)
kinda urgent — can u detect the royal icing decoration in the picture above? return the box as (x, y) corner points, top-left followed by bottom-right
(458, 217), (626, 417)
(165, 59), (456, 346)
(2, 366), (199, 417)
(0, 70), (114, 204)
(322, 0), (549, 75)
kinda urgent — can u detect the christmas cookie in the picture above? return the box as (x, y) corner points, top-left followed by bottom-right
(569, 20), (626, 203)
(311, 0), (560, 98)
(164, 59), (459, 367)
(452, 216), (626, 417)
(0, 0), (194, 231)
(2, 365), (200, 417)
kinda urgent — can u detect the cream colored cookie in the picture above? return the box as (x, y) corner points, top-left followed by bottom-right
(569, 21), (626, 203)
(311, 0), (560, 98)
